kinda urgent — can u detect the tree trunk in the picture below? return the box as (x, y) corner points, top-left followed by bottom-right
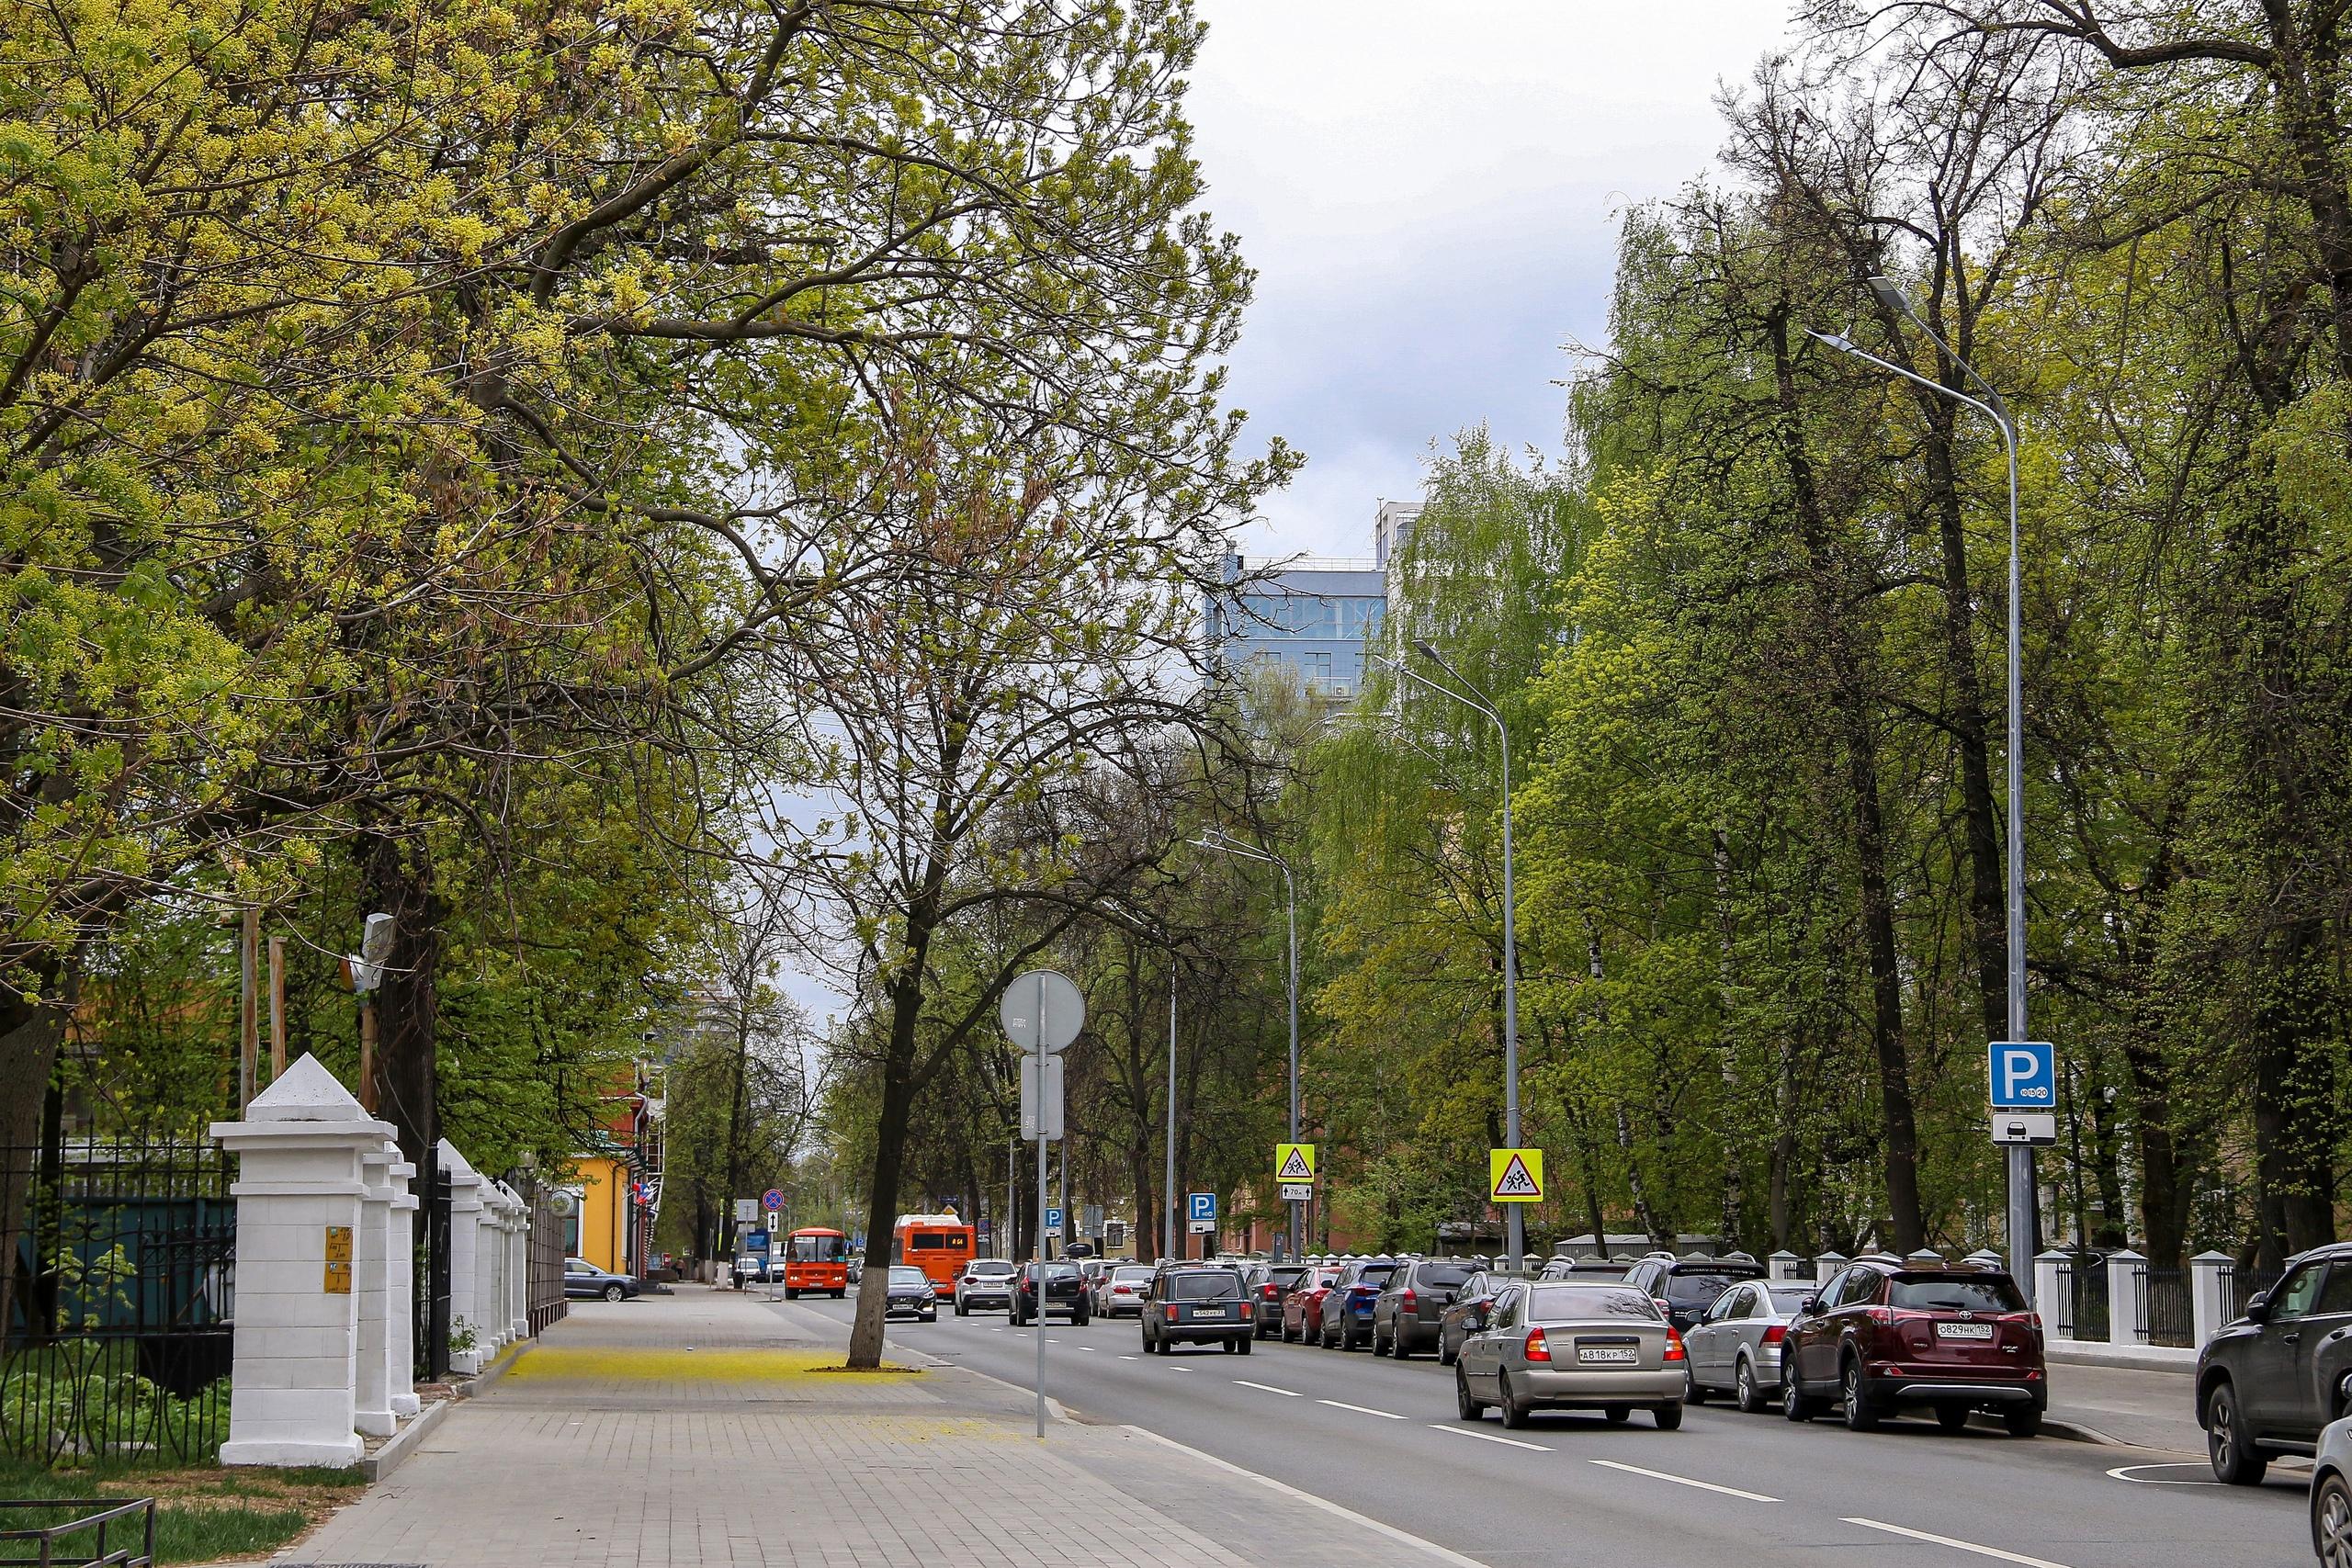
(0, 958), (73, 1344)
(847, 967), (923, 1368)
(364, 832), (444, 1170)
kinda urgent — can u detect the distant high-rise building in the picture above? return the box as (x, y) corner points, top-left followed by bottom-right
(1374, 500), (1423, 569)
(1206, 550), (1386, 701)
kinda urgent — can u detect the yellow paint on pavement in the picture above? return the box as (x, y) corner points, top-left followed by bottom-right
(506, 1347), (918, 1382)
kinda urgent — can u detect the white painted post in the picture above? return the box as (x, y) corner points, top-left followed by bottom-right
(503, 1184), (530, 1341)
(212, 1055), (397, 1467)
(2035, 1249), (2072, 1339)
(439, 1141), (485, 1373)
(2191, 1251), (2233, 1348)
(354, 1142), (398, 1436)
(387, 1155), (419, 1418)
(1768, 1250), (1803, 1280)
(1815, 1249), (1848, 1286)
(2107, 1248), (2147, 1346)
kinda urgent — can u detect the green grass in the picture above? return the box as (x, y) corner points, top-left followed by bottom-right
(0, 1456), (367, 1563)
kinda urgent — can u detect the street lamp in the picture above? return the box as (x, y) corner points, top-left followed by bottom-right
(1192, 828), (1300, 1260)
(1810, 276), (2033, 1298)
(1374, 641), (1525, 1269)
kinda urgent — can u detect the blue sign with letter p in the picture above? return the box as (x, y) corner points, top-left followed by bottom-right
(1988, 1042), (2056, 1110)
(1187, 1191), (1217, 1224)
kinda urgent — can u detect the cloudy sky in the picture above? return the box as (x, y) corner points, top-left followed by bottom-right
(1188, 3), (1799, 561)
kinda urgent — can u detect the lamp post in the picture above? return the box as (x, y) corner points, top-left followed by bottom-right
(1375, 643), (1524, 1269)
(1193, 828), (1299, 1260)
(1809, 276), (2032, 1299)
(1165, 969), (1178, 1265)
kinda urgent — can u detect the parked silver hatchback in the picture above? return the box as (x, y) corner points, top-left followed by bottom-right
(1454, 1282), (1687, 1430)
(1681, 1279), (1816, 1413)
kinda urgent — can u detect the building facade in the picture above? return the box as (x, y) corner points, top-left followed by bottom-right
(1207, 553), (1387, 700)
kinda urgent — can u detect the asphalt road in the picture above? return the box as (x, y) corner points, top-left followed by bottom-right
(782, 1291), (2318, 1568)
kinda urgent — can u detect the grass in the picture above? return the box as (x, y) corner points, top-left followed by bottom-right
(0, 1455), (367, 1564)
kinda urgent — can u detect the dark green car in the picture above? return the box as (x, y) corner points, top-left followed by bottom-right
(1142, 1266), (1255, 1354)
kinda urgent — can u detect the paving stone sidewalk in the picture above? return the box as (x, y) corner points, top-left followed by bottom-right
(270, 1286), (1469, 1568)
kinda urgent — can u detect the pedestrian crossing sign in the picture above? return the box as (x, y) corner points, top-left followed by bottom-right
(1274, 1143), (1317, 1184)
(1489, 1148), (1544, 1203)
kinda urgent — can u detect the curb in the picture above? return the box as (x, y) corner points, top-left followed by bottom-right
(1962, 1410), (2120, 1447)
(362, 1396), (452, 1481)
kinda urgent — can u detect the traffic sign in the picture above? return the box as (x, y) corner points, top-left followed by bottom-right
(1988, 1041), (2056, 1110)
(1280, 1183), (1313, 1202)
(1992, 1111), (2058, 1146)
(763, 1188), (784, 1212)
(1020, 1053), (1064, 1141)
(1275, 1143), (1317, 1184)
(1045, 1206), (1065, 1237)
(1188, 1192), (1217, 1224)
(1001, 970), (1084, 1055)
(743, 1229), (769, 1254)
(733, 1198), (760, 1224)
(1083, 1204), (1104, 1237)
(1489, 1148), (1544, 1203)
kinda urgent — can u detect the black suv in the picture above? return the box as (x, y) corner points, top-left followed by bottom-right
(1012, 1260), (1091, 1325)
(2198, 1243), (2352, 1483)
(1622, 1252), (1767, 1334)
(1371, 1258), (1476, 1359)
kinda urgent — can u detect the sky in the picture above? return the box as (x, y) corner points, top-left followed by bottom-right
(1187, 2), (1801, 561)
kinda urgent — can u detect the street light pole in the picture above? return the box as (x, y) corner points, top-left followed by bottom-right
(1811, 279), (2033, 1299)
(1165, 970), (1177, 1265)
(1193, 829), (1300, 1260)
(1376, 644), (1524, 1269)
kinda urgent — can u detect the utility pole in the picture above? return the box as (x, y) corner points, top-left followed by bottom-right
(1164, 970), (1177, 1266)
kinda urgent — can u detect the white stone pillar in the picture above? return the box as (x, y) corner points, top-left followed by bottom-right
(439, 1141), (485, 1373)
(2108, 1248), (2148, 1347)
(212, 1055), (398, 1467)
(482, 1185), (516, 1348)
(2035, 1248), (2071, 1338)
(353, 1142), (398, 1436)
(2191, 1251), (2233, 1348)
(387, 1156), (419, 1417)
(1767, 1250), (1804, 1281)
(503, 1184), (531, 1340)
(1815, 1249), (1848, 1286)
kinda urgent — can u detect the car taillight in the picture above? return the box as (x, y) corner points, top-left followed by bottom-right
(1164, 1303), (1180, 1320)
(1524, 1327), (1552, 1362)
(1261, 1283), (1279, 1298)
(1760, 1324), (1786, 1346)
(1664, 1328), (1686, 1362)
(1653, 1298), (1671, 1317)
(1400, 1289), (1418, 1312)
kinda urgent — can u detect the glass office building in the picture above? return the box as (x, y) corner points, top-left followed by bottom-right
(1207, 552), (1387, 701)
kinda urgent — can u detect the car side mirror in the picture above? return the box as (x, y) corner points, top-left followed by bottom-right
(2245, 1291), (2271, 1325)
(1798, 1296), (1820, 1315)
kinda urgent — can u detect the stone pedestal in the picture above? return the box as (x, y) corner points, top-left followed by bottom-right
(2107, 1248), (2148, 1347)
(388, 1158), (420, 1417)
(1814, 1250), (1848, 1286)
(1767, 1249), (1804, 1281)
(354, 1142), (399, 1436)
(498, 1182), (531, 1341)
(440, 1141), (486, 1373)
(2035, 1248), (2071, 1338)
(212, 1055), (398, 1468)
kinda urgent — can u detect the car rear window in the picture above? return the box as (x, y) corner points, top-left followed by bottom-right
(1664, 1271), (1755, 1305)
(1355, 1263), (1397, 1287)
(1889, 1275), (2025, 1313)
(1168, 1271), (1244, 1300)
(1270, 1267), (1309, 1289)
(1530, 1286), (1659, 1321)
(970, 1260), (1015, 1275)
(1112, 1266), (1153, 1281)
(1768, 1285), (1817, 1313)
(1415, 1263), (1474, 1288)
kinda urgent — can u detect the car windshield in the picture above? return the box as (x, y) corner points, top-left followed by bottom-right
(1415, 1264), (1474, 1288)
(1889, 1275), (2025, 1313)
(1665, 1271), (1756, 1306)
(1529, 1286), (1660, 1322)
(1112, 1266), (1153, 1282)
(1167, 1271), (1244, 1300)
(1270, 1266), (1309, 1288)
(1767, 1285), (1818, 1314)
(789, 1234), (847, 1261)
(888, 1268), (927, 1286)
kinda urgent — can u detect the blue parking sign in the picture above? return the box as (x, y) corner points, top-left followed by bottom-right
(1187, 1192), (1216, 1224)
(1988, 1042), (2056, 1110)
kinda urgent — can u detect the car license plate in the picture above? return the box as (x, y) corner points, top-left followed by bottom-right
(1577, 1347), (1638, 1365)
(1937, 1322), (1996, 1340)
(1197, 1306), (1229, 1318)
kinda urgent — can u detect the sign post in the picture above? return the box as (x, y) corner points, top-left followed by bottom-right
(1001, 969), (1082, 1438)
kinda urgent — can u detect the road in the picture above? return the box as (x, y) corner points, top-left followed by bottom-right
(783, 1291), (2315, 1568)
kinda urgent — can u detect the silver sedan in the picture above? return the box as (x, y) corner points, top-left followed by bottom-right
(1453, 1282), (1685, 1430)
(1682, 1279), (1817, 1414)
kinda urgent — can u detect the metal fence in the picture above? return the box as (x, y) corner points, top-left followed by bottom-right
(2142, 1267), (2193, 1348)
(413, 1146), (452, 1384)
(2, 1137), (234, 1467)
(2053, 1251), (2109, 1341)
(523, 1182), (570, 1337)
(2222, 1262), (2282, 1325)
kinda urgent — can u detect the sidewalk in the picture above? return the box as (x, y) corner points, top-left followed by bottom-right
(2044, 1359), (2204, 1454)
(267, 1286), (1470, 1568)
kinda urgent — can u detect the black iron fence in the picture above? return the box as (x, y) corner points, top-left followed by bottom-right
(2222, 1262), (2282, 1325)
(2, 1138), (233, 1467)
(412, 1147), (451, 1384)
(2054, 1251), (2109, 1342)
(525, 1190), (569, 1338)
(2142, 1267), (2193, 1348)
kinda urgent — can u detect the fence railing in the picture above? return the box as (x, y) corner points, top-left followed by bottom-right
(2142, 1267), (2193, 1348)
(1, 1137), (233, 1467)
(2053, 1252), (2109, 1342)
(413, 1147), (452, 1384)
(524, 1184), (570, 1337)
(2222, 1262), (2282, 1325)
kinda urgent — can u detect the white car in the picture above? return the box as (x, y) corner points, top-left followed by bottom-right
(1095, 1264), (1155, 1317)
(955, 1258), (1020, 1315)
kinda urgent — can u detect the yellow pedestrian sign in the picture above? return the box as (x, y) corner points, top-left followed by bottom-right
(1275, 1143), (1317, 1184)
(1489, 1147), (1544, 1203)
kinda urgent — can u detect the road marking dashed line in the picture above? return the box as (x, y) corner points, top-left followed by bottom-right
(1589, 1459), (1779, 1503)
(1842, 1517), (2072, 1568)
(1428, 1423), (1550, 1452)
(1317, 1398), (1406, 1420)
(1232, 1380), (1301, 1397)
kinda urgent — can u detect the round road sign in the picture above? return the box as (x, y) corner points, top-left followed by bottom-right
(762, 1189), (784, 1211)
(1000, 969), (1084, 1054)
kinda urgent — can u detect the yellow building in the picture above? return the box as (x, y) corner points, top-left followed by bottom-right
(568, 1155), (633, 1274)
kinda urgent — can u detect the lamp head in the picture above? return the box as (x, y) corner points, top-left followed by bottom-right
(1865, 275), (1913, 319)
(1806, 328), (1857, 355)
(1412, 638), (1442, 661)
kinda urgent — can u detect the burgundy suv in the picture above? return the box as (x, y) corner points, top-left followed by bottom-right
(1781, 1257), (2044, 1436)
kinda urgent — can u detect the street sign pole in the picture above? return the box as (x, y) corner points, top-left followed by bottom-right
(1001, 967), (1081, 1441)
(1034, 975), (1048, 1439)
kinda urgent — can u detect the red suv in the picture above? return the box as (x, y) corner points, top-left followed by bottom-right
(1781, 1257), (2044, 1436)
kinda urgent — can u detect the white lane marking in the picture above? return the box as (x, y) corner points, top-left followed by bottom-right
(1117, 1355), (1140, 1361)
(1233, 1380), (1302, 1397)
(1842, 1517), (2073, 1568)
(1166, 1364), (1194, 1372)
(1429, 1422), (1551, 1452)
(1046, 1338), (1061, 1344)
(1319, 1398), (1407, 1420)
(1078, 1346), (1096, 1353)
(1588, 1459), (1779, 1504)
(2106, 1462), (2219, 1486)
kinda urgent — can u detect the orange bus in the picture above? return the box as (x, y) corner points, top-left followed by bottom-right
(781, 1226), (849, 1299)
(891, 1213), (975, 1299)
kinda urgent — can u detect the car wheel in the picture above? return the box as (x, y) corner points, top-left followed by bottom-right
(1438, 1333), (1457, 1368)
(1455, 1366), (1486, 1421)
(832, 1289), (845, 1299)
(1783, 1372), (1818, 1423)
(1602, 1404), (1631, 1425)
(1840, 1356), (1880, 1432)
(1935, 1403), (1971, 1433)
(1654, 1401), (1683, 1431)
(955, 1300), (967, 1316)
(2001, 1404), (2041, 1438)
(1498, 1372), (1530, 1429)
(1075, 1308), (1091, 1325)
(603, 1283), (626, 1303)
(2314, 1472), (2352, 1568)
(1683, 1365), (1708, 1405)
(1373, 1325), (1390, 1357)
(2205, 1380), (2267, 1485)
(1734, 1357), (1766, 1415)
(921, 1310), (935, 1323)
(1393, 1328), (1413, 1361)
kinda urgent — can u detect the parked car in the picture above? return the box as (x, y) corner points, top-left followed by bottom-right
(1096, 1263), (1156, 1317)
(2311, 1416), (2352, 1566)
(1454, 1281), (1686, 1430)
(564, 1258), (640, 1301)
(1681, 1279), (1816, 1412)
(1781, 1257), (2043, 1436)
(1319, 1256), (1400, 1349)
(2199, 1242), (2352, 1483)
(846, 1255), (865, 1286)
(1620, 1252), (1768, 1335)
(955, 1258), (1019, 1315)
(1012, 1260), (1091, 1325)
(1142, 1265), (1255, 1354)
(1374, 1258), (1478, 1359)
(1255, 1263), (1311, 1339)
(1282, 1264), (1347, 1343)
(1539, 1257), (1631, 1282)
(730, 1253), (763, 1288)
(1438, 1269), (1507, 1366)
(883, 1264), (938, 1322)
